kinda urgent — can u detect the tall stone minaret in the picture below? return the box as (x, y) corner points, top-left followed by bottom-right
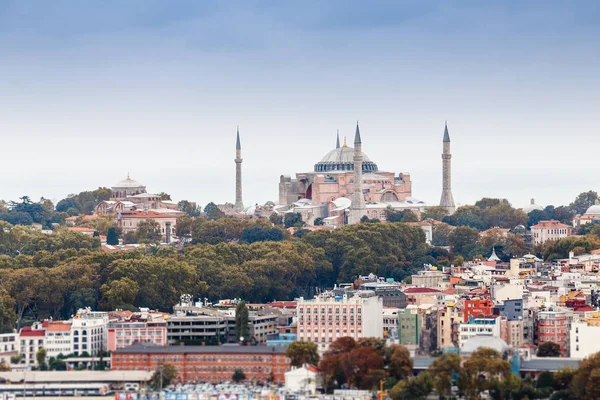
(234, 127), (244, 212)
(440, 122), (456, 215)
(348, 122), (367, 224)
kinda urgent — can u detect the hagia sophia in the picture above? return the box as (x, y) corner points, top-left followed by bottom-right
(91, 122), (456, 235)
(234, 122), (456, 227)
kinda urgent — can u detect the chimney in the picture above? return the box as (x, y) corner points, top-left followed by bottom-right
(165, 222), (172, 243)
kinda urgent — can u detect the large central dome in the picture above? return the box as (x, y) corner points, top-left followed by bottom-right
(314, 146), (378, 173)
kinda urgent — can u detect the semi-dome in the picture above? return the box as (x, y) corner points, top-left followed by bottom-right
(314, 146), (378, 173)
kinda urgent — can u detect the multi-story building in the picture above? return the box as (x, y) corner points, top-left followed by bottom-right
(495, 299), (524, 321)
(537, 306), (568, 356)
(112, 343), (290, 385)
(531, 220), (572, 246)
(0, 333), (18, 365)
(398, 307), (420, 347)
(397, 305), (438, 355)
(411, 271), (445, 288)
(71, 308), (109, 356)
(458, 316), (502, 348)
(500, 317), (524, 348)
(166, 304), (279, 346)
(45, 321), (73, 358)
(296, 291), (383, 351)
(570, 321), (600, 359)
(167, 308), (230, 345)
(463, 298), (494, 322)
(19, 325), (46, 366)
(108, 318), (168, 352)
(437, 304), (464, 350)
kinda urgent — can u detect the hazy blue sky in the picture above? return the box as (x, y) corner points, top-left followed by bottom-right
(1, 1), (599, 209)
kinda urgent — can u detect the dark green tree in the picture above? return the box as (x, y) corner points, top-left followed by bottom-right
(286, 341), (320, 367)
(284, 213), (304, 228)
(106, 227), (119, 246)
(235, 301), (249, 342)
(448, 226), (480, 257)
(150, 364), (178, 389)
(569, 191), (599, 215)
(421, 206), (449, 221)
(232, 368), (246, 383)
(537, 341), (561, 357)
(204, 202), (225, 220)
(0, 288), (16, 333)
(178, 200), (202, 217)
(36, 347), (48, 370)
(269, 213), (283, 226)
(135, 219), (162, 244)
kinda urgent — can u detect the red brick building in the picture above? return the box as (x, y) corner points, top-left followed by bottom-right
(464, 299), (495, 322)
(112, 343), (291, 385)
(537, 308), (568, 356)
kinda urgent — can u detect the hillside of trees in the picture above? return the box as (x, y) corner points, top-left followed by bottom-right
(2, 190), (600, 332)
(0, 218), (437, 332)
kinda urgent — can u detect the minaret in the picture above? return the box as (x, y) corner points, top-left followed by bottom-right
(348, 122), (367, 224)
(336, 130), (340, 149)
(440, 122), (456, 215)
(234, 127), (244, 212)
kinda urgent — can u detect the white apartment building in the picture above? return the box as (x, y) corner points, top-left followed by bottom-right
(459, 316), (502, 348)
(45, 321), (73, 358)
(570, 321), (600, 359)
(19, 324), (46, 366)
(530, 220), (572, 246)
(296, 291), (383, 351)
(71, 308), (109, 356)
(0, 333), (18, 365)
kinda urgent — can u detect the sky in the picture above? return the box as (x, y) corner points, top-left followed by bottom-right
(1, 0), (599, 209)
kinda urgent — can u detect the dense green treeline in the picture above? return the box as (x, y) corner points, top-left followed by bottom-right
(0, 219), (434, 332)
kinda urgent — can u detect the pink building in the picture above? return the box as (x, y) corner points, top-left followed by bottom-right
(296, 292), (383, 351)
(107, 319), (167, 352)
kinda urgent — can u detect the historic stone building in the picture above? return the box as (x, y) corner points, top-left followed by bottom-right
(95, 175), (183, 242)
(278, 123), (423, 226)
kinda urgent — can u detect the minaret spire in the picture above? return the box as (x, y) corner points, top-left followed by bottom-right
(336, 130), (340, 149)
(440, 122), (456, 215)
(348, 121), (367, 224)
(234, 127), (244, 212)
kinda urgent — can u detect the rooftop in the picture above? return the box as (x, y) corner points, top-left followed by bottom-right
(531, 220), (571, 229)
(403, 287), (441, 294)
(113, 343), (287, 355)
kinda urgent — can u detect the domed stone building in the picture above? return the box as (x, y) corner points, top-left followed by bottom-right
(110, 174), (147, 200)
(522, 198), (544, 214)
(278, 127), (422, 225)
(573, 199), (600, 227)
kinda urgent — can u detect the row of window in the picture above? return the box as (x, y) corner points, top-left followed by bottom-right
(115, 354), (288, 363)
(299, 307), (361, 314)
(299, 329), (362, 335)
(299, 321), (362, 327)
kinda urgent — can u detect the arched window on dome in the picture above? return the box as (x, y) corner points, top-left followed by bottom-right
(381, 192), (399, 202)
